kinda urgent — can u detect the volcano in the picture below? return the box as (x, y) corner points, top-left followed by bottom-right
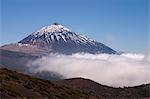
(1, 23), (117, 55)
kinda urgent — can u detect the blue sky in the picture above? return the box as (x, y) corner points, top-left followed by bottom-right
(0, 0), (149, 53)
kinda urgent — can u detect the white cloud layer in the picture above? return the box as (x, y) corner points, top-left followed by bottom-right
(28, 53), (150, 87)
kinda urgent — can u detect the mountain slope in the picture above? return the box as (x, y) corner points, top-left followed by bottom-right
(0, 68), (97, 99)
(1, 68), (149, 99)
(55, 78), (150, 99)
(1, 23), (117, 55)
(0, 49), (37, 72)
(0, 49), (64, 80)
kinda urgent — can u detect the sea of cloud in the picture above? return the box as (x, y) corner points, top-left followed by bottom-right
(28, 52), (150, 87)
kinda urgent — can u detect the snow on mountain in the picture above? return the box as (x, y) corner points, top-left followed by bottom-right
(1, 22), (117, 55)
(20, 22), (95, 45)
(34, 22), (70, 35)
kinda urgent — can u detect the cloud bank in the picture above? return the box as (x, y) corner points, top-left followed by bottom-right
(28, 53), (150, 87)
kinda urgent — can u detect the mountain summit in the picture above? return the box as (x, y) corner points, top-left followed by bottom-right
(34, 23), (70, 35)
(1, 23), (117, 55)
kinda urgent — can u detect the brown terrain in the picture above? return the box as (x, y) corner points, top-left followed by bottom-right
(0, 68), (150, 99)
(0, 68), (98, 99)
(55, 78), (150, 99)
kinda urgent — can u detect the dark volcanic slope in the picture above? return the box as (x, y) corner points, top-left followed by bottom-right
(55, 78), (150, 99)
(0, 68), (98, 99)
(0, 49), (63, 81)
(0, 49), (38, 72)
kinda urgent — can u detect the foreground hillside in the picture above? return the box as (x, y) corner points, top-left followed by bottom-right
(0, 68), (97, 99)
(55, 78), (150, 98)
(0, 68), (150, 99)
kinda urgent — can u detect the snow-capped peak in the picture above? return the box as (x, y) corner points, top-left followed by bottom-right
(34, 22), (70, 35)
(20, 22), (97, 45)
(17, 22), (117, 54)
